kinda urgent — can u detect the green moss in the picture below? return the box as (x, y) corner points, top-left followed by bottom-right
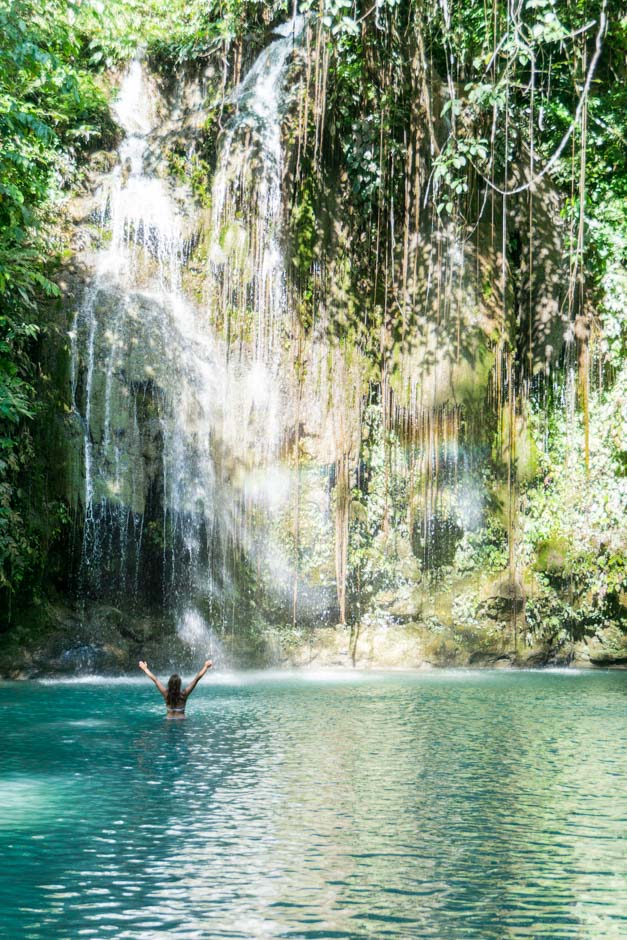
(535, 536), (570, 575)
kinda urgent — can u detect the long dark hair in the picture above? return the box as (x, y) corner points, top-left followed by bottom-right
(166, 673), (184, 707)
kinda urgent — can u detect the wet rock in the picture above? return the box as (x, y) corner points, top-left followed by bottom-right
(0, 599), (164, 677)
(55, 644), (108, 673)
(382, 588), (424, 621)
(87, 150), (119, 175)
(66, 195), (102, 225)
(573, 625), (627, 668)
(589, 650), (627, 666)
(519, 647), (551, 667)
(421, 637), (461, 666)
(469, 649), (514, 666)
(478, 577), (526, 618)
(281, 621), (428, 669)
(549, 645), (577, 666)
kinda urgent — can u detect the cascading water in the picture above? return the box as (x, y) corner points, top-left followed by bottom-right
(70, 21), (305, 648)
(209, 18), (302, 364)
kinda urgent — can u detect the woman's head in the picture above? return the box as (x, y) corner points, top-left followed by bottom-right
(166, 673), (182, 706)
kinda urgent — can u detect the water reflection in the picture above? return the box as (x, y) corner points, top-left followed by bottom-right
(0, 671), (625, 938)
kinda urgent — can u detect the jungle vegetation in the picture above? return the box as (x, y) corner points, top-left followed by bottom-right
(0, 0), (625, 650)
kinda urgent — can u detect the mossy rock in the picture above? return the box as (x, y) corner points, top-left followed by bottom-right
(535, 536), (570, 575)
(586, 626), (627, 666)
(421, 634), (460, 665)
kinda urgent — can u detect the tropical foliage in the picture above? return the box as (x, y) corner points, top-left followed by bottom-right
(0, 0), (113, 595)
(0, 0), (624, 652)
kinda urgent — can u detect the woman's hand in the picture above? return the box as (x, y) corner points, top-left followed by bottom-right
(139, 661), (149, 672)
(204, 659), (213, 670)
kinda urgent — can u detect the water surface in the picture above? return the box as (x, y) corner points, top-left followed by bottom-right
(1, 669), (625, 938)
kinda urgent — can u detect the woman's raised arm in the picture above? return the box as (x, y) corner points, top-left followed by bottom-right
(139, 661), (167, 697)
(183, 660), (213, 698)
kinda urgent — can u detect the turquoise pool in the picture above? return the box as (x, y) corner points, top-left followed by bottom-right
(1, 669), (625, 938)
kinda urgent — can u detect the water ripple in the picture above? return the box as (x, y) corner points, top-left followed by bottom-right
(0, 670), (625, 939)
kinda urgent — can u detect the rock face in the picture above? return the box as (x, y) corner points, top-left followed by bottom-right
(0, 601), (226, 678)
(574, 627), (627, 667)
(282, 623), (429, 669)
(276, 620), (627, 672)
(2, 592), (625, 678)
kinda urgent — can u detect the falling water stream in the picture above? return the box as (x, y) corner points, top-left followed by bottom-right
(70, 22), (304, 641)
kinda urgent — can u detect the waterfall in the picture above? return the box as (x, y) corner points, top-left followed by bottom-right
(209, 17), (302, 363)
(70, 20), (303, 638)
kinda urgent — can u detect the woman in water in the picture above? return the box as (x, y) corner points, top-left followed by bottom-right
(139, 659), (213, 718)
